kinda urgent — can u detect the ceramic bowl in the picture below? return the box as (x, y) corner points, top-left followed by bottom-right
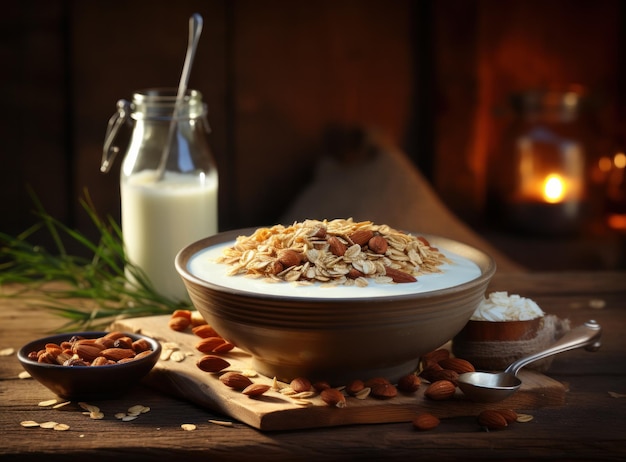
(452, 316), (550, 371)
(176, 229), (496, 384)
(17, 331), (161, 400)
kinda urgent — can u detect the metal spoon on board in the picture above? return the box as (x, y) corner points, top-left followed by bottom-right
(456, 319), (602, 402)
(156, 13), (204, 181)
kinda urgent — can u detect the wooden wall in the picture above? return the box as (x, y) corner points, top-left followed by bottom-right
(1, 0), (623, 251)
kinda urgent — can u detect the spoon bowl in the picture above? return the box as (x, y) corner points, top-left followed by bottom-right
(457, 319), (602, 402)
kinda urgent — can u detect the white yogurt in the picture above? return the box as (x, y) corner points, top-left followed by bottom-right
(121, 169), (218, 301)
(470, 291), (544, 321)
(187, 242), (482, 299)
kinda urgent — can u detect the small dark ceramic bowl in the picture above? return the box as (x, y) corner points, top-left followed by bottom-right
(17, 331), (161, 400)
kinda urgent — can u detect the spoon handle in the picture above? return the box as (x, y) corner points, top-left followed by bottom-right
(504, 320), (602, 376)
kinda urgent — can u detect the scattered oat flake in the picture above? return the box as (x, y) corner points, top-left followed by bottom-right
(292, 399), (314, 407)
(78, 402), (99, 413)
(355, 387), (371, 399)
(18, 371), (31, 379)
(52, 401), (71, 409)
(127, 404), (150, 415)
(115, 413), (126, 419)
(589, 299), (606, 309)
(39, 421), (59, 429)
(90, 411), (105, 420)
(38, 399), (59, 407)
(122, 415), (138, 422)
(608, 391), (626, 398)
(516, 413), (534, 423)
(53, 423), (70, 431)
(291, 391), (316, 399)
(181, 423), (197, 431)
(20, 420), (40, 428)
(170, 351), (186, 362)
(208, 419), (234, 427)
(241, 369), (258, 377)
(0, 347), (15, 356)
(160, 349), (173, 361)
(162, 342), (180, 350)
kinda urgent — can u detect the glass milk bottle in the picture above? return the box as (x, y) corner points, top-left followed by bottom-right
(101, 88), (218, 301)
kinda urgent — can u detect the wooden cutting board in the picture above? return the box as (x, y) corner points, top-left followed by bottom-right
(112, 315), (566, 431)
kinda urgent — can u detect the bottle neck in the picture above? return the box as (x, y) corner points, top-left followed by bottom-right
(131, 88), (207, 120)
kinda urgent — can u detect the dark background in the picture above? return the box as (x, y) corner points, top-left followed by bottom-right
(1, 0), (624, 269)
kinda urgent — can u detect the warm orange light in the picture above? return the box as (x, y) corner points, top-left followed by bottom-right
(542, 174), (566, 203)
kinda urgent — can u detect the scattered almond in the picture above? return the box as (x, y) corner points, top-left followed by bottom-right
(412, 413), (440, 431)
(397, 374), (421, 393)
(219, 372), (253, 390)
(477, 410), (508, 430)
(424, 380), (456, 400)
(242, 383), (271, 396)
(196, 355), (230, 373)
(320, 388), (347, 408)
(439, 358), (475, 374)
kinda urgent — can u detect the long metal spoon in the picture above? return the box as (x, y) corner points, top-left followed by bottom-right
(456, 319), (602, 402)
(156, 13), (204, 180)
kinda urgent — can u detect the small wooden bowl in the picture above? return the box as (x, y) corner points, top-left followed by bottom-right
(452, 317), (547, 371)
(455, 317), (543, 343)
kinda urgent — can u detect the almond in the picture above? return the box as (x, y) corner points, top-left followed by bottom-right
(277, 249), (302, 268)
(347, 267), (365, 279)
(349, 229), (374, 246)
(412, 413), (440, 431)
(220, 372), (253, 390)
(242, 383), (271, 397)
(424, 380), (457, 400)
(428, 369), (459, 385)
(196, 355), (230, 373)
(134, 350), (154, 360)
(191, 324), (220, 338)
(212, 341), (235, 353)
(113, 336), (134, 349)
(370, 382), (397, 399)
(477, 410), (508, 430)
(196, 337), (227, 354)
(397, 374), (421, 393)
(320, 388), (347, 408)
(131, 338), (152, 353)
(367, 235), (388, 254)
(100, 347), (136, 361)
(384, 266), (417, 283)
(103, 331), (127, 340)
(72, 343), (104, 362)
(327, 236), (347, 256)
(169, 316), (190, 331)
(345, 379), (365, 396)
(290, 377), (312, 393)
(496, 409), (518, 424)
(439, 358), (475, 374)
(91, 356), (109, 367)
(172, 309), (192, 320)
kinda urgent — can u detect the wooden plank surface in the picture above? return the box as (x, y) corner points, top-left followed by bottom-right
(112, 314), (566, 431)
(2, 272), (625, 461)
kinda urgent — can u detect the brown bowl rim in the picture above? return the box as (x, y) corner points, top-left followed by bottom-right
(175, 228), (496, 304)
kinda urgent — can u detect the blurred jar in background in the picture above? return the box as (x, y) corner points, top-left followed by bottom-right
(488, 86), (591, 235)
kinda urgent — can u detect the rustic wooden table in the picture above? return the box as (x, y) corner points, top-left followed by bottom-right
(1, 272), (625, 461)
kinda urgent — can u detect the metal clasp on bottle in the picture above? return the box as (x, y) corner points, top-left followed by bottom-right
(100, 99), (132, 173)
